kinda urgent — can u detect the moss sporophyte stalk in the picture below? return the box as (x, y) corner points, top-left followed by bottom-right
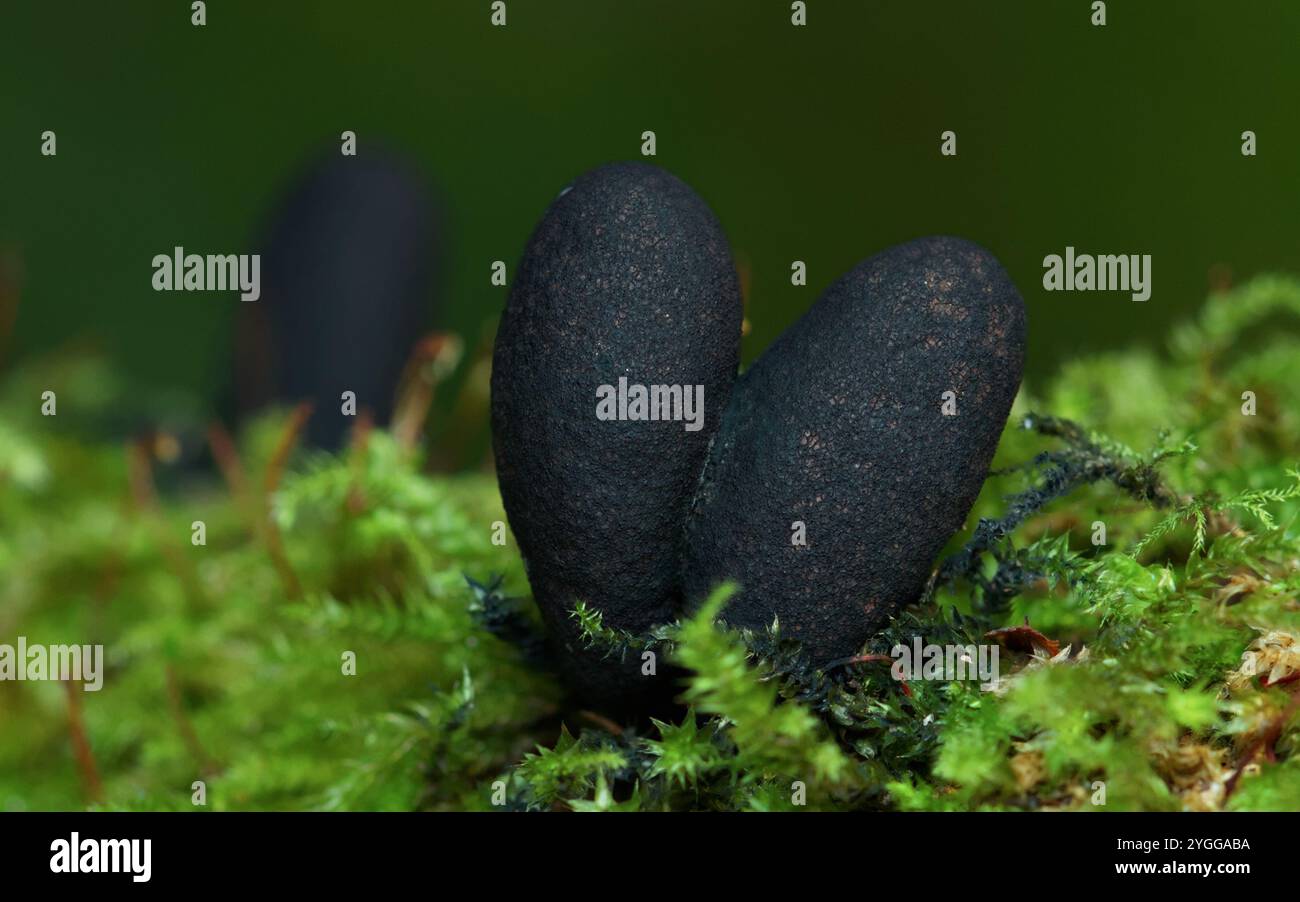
(5, 276), (1300, 810)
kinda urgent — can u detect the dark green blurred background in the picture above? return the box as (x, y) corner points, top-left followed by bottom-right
(3, 0), (1297, 403)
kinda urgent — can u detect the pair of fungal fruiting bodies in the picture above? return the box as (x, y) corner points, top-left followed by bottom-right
(491, 162), (1026, 709)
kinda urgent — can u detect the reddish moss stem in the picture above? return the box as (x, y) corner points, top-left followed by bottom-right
(64, 680), (104, 804)
(263, 402), (312, 600)
(127, 436), (206, 607)
(165, 664), (220, 777)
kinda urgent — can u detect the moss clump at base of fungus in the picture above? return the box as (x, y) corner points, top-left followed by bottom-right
(4, 277), (1300, 811)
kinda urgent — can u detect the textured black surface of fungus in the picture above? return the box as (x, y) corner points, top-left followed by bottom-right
(683, 236), (1026, 665)
(236, 151), (438, 448)
(491, 162), (742, 710)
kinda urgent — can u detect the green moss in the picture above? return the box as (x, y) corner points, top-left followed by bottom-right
(4, 276), (1300, 811)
